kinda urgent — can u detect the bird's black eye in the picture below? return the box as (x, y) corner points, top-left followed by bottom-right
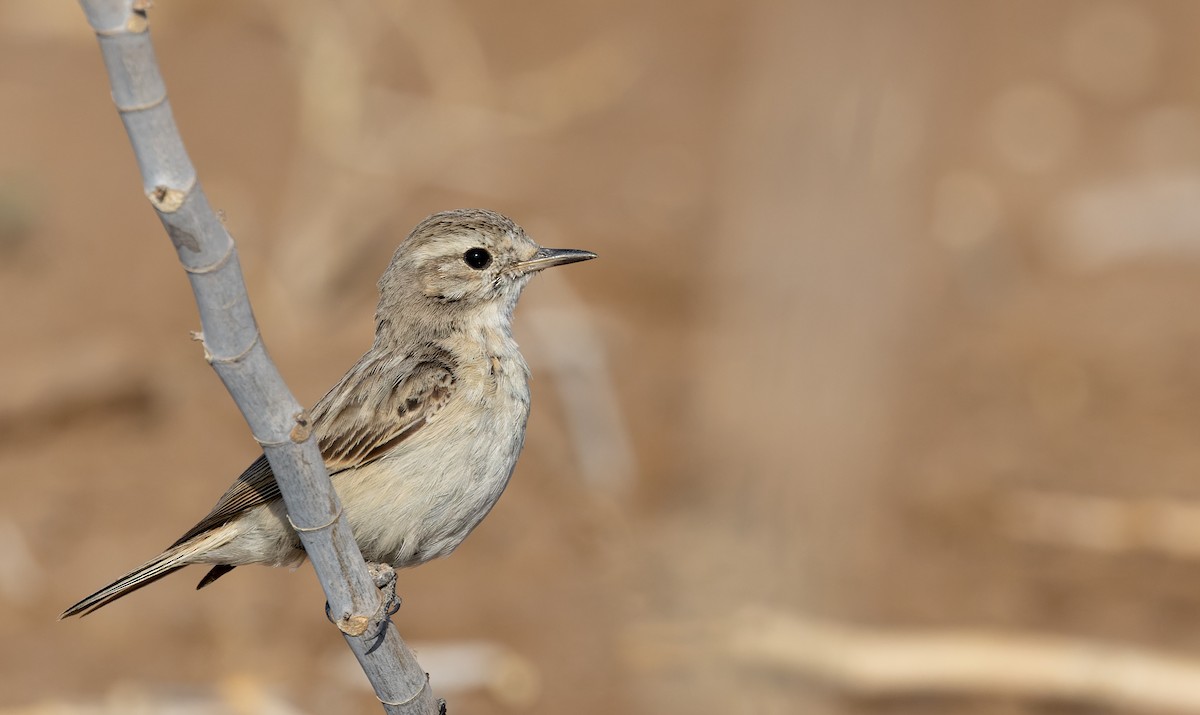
(463, 248), (492, 270)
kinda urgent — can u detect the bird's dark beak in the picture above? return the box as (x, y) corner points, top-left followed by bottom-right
(515, 247), (597, 273)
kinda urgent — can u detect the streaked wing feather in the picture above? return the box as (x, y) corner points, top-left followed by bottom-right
(172, 356), (456, 546)
(171, 454), (278, 547)
(315, 358), (456, 473)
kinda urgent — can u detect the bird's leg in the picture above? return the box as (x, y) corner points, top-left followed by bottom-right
(322, 562), (401, 628)
(367, 561), (401, 617)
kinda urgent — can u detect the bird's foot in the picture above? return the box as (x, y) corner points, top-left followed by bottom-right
(367, 561), (401, 617)
(321, 562), (401, 630)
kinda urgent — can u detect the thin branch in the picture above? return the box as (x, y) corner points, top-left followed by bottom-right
(75, 2), (439, 712)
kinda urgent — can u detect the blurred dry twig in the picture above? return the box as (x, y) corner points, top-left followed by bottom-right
(998, 488), (1200, 559)
(523, 271), (636, 495)
(628, 607), (1200, 713)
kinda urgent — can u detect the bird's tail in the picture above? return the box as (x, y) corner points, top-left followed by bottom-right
(60, 527), (234, 619)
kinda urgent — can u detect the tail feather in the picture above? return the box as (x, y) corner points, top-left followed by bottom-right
(60, 553), (188, 618)
(60, 528), (237, 619)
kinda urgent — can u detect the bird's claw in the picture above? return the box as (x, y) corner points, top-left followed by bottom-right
(321, 562), (400, 630)
(367, 561), (402, 617)
(367, 561), (397, 589)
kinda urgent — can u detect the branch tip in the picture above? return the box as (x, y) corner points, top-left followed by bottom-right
(126, 0), (151, 32)
(339, 614), (371, 637)
(290, 410), (313, 442)
(148, 184), (186, 212)
(190, 331), (215, 362)
(125, 13), (147, 33)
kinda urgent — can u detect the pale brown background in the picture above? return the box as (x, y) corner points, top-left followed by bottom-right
(4, 1), (1200, 713)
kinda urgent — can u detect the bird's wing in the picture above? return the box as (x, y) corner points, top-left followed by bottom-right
(171, 356), (456, 547)
(315, 356), (456, 474)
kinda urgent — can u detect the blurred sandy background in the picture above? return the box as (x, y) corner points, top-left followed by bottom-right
(5, 0), (1200, 713)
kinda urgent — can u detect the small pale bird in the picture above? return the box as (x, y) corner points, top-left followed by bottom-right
(62, 208), (595, 617)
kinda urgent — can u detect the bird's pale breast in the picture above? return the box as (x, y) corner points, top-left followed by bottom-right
(338, 325), (531, 567)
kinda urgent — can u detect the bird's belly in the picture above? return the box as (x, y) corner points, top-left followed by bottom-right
(335, 397), (528, 567)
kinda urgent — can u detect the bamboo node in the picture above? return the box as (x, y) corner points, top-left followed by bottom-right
(181, 236), (234, 273)
(207, 332), (261, 366)
(287, 507), (342, 533)
(379, 675), (431, 707)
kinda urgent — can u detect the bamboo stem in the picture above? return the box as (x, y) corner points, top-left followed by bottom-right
(75, 2), (439, 712)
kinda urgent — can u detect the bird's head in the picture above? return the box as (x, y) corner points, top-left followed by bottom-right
(376, 209), (595, 331)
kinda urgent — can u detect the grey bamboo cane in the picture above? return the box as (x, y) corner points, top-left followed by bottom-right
(75, 1), (440, 712)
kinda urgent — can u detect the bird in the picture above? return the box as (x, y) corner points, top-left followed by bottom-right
(61, 208), (595, 618)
